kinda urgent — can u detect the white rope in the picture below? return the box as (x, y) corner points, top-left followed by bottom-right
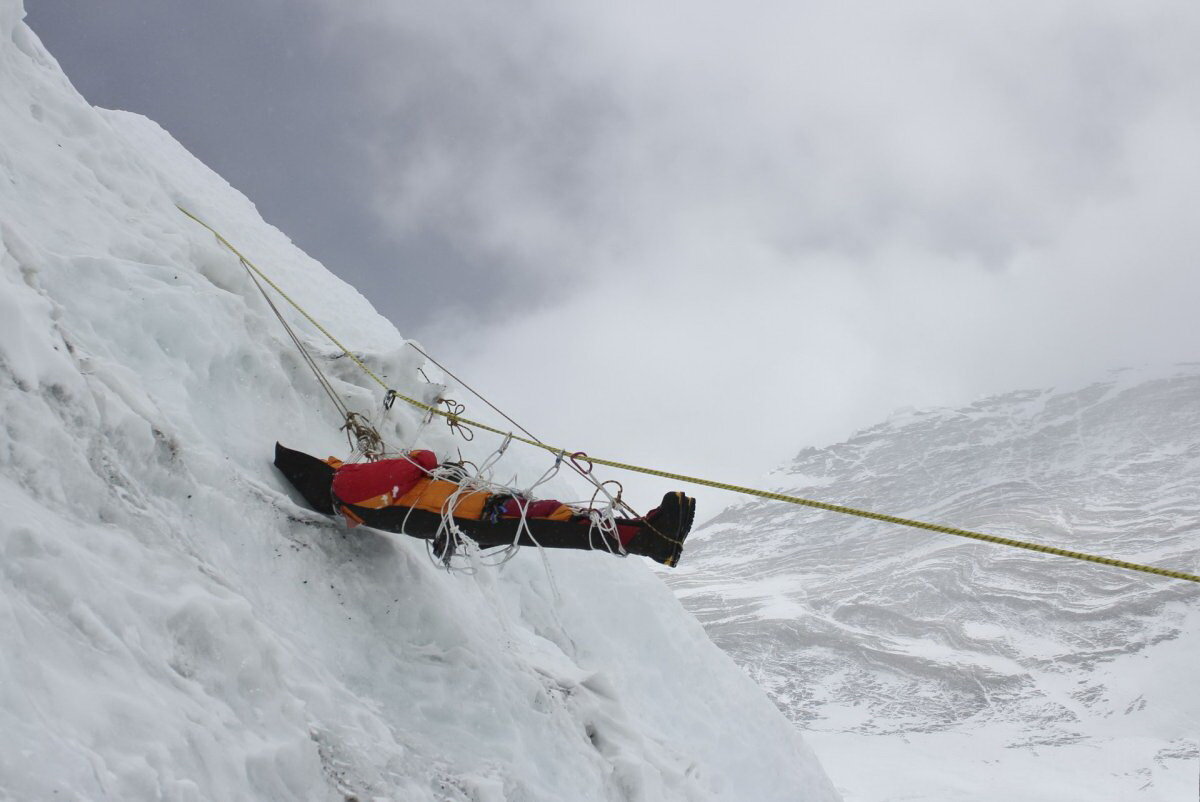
(426, 436), (521, 572)
(584, 479), (628, 557)
(420, 438), (626, 577)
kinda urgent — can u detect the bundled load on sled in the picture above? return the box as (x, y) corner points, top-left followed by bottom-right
(275, 443), (696, 566)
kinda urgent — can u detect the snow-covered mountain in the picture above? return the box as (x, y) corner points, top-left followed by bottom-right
(670, 368), (1200, 801)
(0, 6), (838, 800)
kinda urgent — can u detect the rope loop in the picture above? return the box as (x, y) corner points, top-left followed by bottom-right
(590, 479), (624, 509)
(440, 399), (475, 441)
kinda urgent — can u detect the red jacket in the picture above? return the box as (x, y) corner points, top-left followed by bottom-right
(331, 450), (438, 506)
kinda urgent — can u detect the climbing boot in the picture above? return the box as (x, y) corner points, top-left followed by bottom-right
(624, 492), (696, 567)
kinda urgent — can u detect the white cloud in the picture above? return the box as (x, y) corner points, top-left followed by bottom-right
(311, 0), (1200, 507)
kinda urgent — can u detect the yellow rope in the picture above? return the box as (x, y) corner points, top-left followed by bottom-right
(177, 206), (391, 393)
(178, 206), (1200, 585)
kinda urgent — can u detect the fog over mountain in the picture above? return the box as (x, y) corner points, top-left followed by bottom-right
(670, 367), (1200, 800)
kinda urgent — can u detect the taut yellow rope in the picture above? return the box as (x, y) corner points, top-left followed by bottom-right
(179, 206), (1200, 584)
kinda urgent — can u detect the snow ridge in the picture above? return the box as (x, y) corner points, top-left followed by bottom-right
(672, 367), (1200, 800)
(0, 6), (837, 800)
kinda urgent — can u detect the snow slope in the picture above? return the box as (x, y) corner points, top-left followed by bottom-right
(0, 6), (838, 800)
(670, 367), (1200, 801)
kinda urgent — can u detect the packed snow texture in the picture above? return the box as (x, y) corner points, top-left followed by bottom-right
(671, 367), (1200, 801)
(0, 6), (839, 800)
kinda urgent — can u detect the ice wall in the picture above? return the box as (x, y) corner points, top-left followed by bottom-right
(0, 5), (838, 800)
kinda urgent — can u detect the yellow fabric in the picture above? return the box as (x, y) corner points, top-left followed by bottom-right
(339, 479), (489, 519)
(395, 478), (489, 520)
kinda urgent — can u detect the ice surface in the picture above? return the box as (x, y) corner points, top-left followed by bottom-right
(0, 5), (838, 799)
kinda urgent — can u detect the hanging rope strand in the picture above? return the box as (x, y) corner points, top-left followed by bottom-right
(177, 205), (392, 392)
(246, 261), (348, 419)
(186, 207), (387, 458)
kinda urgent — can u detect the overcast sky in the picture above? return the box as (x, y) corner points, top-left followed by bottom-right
(27, 1), (1200, 511)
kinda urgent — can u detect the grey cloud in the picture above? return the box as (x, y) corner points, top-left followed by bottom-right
(317, 0), (1200, 289)
(26, 0), (1200, 502)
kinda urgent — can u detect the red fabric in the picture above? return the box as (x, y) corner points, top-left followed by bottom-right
(615, 523), (639, 546)
(499, 498), (565, 519)
(331, 450), (438, 504)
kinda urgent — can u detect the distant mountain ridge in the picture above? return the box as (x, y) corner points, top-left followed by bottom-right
(669, 366), (1200, 800)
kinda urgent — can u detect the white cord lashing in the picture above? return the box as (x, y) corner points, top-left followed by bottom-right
(421, 438), (627, 577)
